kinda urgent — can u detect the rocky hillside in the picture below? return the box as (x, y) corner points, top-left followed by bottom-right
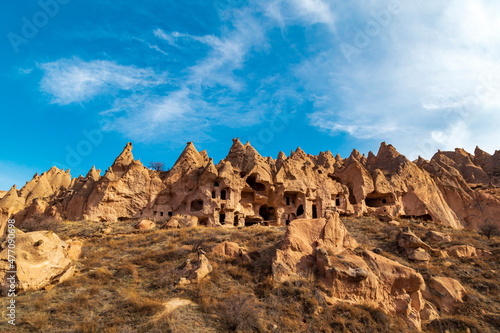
(1, 140), (500, 236)
(0, 211), (498, 332)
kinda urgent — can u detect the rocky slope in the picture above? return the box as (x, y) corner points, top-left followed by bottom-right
(2, 140), (500, 236)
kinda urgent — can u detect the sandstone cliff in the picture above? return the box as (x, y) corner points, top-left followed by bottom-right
(2, 141), (500, 235)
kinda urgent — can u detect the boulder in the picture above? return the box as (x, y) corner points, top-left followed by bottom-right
(422, 277), (466, 314)
(134, 219), (156, 231)
(447, 245), (477, 258)
(425, 230), (452, 243)
(212, 241), (252, 264)
(65, 239), (83, 260)
(420, 301), (440, 321)
(398, 227), (434, 263)
(178, 254), (212, 286)
(407, 248), (431, 263)
(164, 215), (198, 229)
(398, 228), (431, 250)
(0, 230), (74, 291)
(388, 220), (400, 227)
(101, 227), (112, 235)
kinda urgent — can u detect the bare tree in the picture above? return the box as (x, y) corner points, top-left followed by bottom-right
(148, 161), (166, 172)
(479, 221), (500, 239)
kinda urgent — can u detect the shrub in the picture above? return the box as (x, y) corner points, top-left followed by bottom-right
(21, 217), (60, 232)
(480, 221), (500, 239)
(216, 294), (265, 332)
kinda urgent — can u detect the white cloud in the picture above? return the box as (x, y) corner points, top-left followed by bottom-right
(154, 28), (221, 49)
(18, 68), (33, 75)
(290, 0), (335, 27)
(101, 6), (273, 143)
(40, 4), (278, 145)
(302, 0), (500, 158)
(147, 44), (168, 55)
(40, 58), (165, 105)
(261, 0), (335, 30)
(38, 0), (500, 158)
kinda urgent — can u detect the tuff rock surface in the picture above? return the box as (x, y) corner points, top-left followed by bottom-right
(2, 141), (500, 237)
(272, 211), (426, 330)
(0, 230), (75, 292)
(212, 241), (252, 264)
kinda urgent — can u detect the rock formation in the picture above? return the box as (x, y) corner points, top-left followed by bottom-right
(447, 245), (477, 258)
(2, 140), (500, 235)
(177, 253), (213, 286)
(212, 241), (252, 264)
(398, 227), (433, 263)
(164, 215), (198, 229)
(272, 211), (426, 330)
(0, 230), (75, 292)
(422, 277), (466, 314)
(424, 231), (452, 243)
(134, 219), (156, 231)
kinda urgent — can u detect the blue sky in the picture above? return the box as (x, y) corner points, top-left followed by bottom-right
(1, 0), (500, 190)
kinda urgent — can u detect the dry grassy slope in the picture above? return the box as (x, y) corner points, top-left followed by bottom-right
(0, 217), (498, 333)
(341, 216), (500, 333)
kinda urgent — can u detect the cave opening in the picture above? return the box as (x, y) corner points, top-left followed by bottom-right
(219, 213), (226, 224)
(259, 205), (276, 221)
(221, 190), (227, 200)
(365, 193), (395, 208)
(190, 199), (204, 212)
(246, 174), (266, 191)
(348, 192), (357, 205)
(401, 214), (433, 222)
(245, 216), (262, 227)
(297, 204), (304, 217)
(312, 204), (318, 218)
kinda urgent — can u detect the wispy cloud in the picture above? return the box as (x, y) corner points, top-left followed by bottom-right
(289, 0), (335, 27)
(36, 0), (499, 157)
(154, 29), (221, 48)
(300, 0), (500, 157)
(100, 6), (278, 143)
(40, 58), (166, 105)
(261, 0), (335, 30)
(39, 3), (289, 144)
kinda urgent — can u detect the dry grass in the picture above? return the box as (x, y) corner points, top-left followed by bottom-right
(1, 217), (498, 332)
(342, 215), (500, 333)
